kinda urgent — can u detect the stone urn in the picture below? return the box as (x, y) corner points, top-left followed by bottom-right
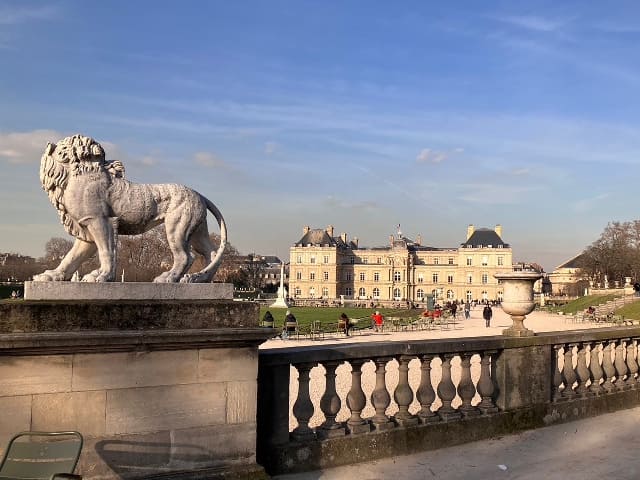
(494, 271), (543, 337)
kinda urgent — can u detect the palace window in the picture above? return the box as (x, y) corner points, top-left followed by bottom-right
(296, 255), (302, 264)
(310, 271), (316, 280)
(295, 287), (301, 296)
(345, 287), (352, 296)
(394, 271), (402, 282)
(374, 272), (380, 282)
(393, 288), (402, 300)
(358, 287), (366, 298)
(309, 287), (315, 298)
(434, 257), (439, 265)
(345, 272), (352, 281)
(359, 272), (366, 282)
(296, 271), (302, 280)
(482, 256), (488, 266)
(466, 257), (472, 266)
(467, 274), (473, 284)
(466, 290), (473, 301)
(323, 271), (329, 281)
(363, 257), (368, 264)
(447, 289), (454, 299)
(323, 255), (329, 264)
(481, 290), (488, 300)
(310, 256), (316, 264)
(416, 288), (424, 300)
(432, 273), (439, 283)
(373, 287), (380, 298)
(448, 257), (454, 265)
(417, 273), (424, 283)
(498, 256), (504, 266)
(482, 273), (488, 284)
(322, 287), (329, 298)
(447, 274), (454, 284)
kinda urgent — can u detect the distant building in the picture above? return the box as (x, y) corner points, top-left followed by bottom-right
(548, 253), (588, 296)
(288, 224), (514, 304)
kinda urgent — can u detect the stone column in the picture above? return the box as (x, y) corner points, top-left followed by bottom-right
(346, 359), (371, 434)
(292, 362), (317, 441)
(371, 357), (394, 431)
(394, 355), (418, 426)
(417, 354), (439, 423)
(317, 361), (346, 439)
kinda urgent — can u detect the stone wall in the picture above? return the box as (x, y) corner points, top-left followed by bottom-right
(0, 299), (271, 480)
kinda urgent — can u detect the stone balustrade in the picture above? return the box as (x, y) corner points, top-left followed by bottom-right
(257, 327), (640, 476)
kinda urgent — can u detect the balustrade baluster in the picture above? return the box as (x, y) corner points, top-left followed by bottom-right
(561, 343), (577, 399)
(626, 340), (638, 388)
(417, 354), (439, 423)
(394, 355), (418, 426)
(458, 352), (480, 417)
(291, 362), (317, 441)
(371, 357), (394, 431)
(602, 341), (616, 393)
(346, 359), (372, 434)
(437, 354), (462, 421)
(477, 350), (498, 414)
(589, 342), (604, 395)
(614, 339), (629, 391)
(552, 345), (563, 402)
(317, 361), (346, 439)
(575, 343), (591, 397)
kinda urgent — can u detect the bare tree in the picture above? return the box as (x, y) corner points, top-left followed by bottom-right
(42, 237), (74, 269)
(579, 221), (639, 284)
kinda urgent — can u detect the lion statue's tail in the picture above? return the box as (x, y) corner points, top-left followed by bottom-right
(180, 196), (228, 283)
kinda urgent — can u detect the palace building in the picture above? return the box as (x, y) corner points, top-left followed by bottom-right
(288, 224), (513, 304)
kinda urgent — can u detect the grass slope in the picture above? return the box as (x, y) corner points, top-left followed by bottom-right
(556, 294), (622, 314)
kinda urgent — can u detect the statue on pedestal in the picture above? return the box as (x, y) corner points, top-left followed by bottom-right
(270, 262), (289, 308)
(33, 134), (227, 283)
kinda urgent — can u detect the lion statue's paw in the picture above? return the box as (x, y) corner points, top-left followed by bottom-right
(33, 270), (66, 282)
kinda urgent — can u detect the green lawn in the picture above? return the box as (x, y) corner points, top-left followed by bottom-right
(259, 306), (418, 329)
(615, 301), (640, 320)
(555, 294), (623, 315)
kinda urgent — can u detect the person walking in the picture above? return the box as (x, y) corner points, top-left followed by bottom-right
(464, 301), (471, 320)
(483, 304), (493, 328)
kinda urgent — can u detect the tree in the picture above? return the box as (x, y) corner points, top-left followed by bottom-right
(579, 221), (640, 285)
(42, 237), (74, 269)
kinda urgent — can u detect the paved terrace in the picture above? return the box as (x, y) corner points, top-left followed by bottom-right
(261, 306), (640, 479)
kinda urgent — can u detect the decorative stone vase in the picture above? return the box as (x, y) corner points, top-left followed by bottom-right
(494, 272), (543, 337)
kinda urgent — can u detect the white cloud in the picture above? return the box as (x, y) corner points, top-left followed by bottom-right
(0, 130), (63, 164)
(0, 5), (58, 25)
(571, 193), (610, 213)
(194, 151), (229, 169)
(416, 148), (448, 164)
(491, 14), (566, 33)
(264, 141), (279, 155)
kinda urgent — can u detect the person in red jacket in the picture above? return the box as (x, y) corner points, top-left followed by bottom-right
(371, 310), (384, 332)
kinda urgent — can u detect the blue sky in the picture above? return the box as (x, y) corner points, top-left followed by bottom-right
(2, 1), (640, 271)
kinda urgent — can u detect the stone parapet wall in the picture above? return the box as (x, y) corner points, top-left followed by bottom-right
(0, 300), (271, 480)
(258, 326), (640, 475)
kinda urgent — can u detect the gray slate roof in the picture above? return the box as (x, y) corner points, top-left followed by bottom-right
(461, 228), (509, 248)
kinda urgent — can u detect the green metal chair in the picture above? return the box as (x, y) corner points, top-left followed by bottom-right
(0, 431), (83, 480)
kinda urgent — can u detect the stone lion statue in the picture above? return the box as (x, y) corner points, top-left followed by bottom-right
(34, 134), (227, 283)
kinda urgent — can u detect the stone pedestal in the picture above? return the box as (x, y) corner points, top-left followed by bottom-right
(0, 293), (272, 480)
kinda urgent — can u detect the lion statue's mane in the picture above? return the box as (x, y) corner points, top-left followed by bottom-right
(35, 134), (227, 283)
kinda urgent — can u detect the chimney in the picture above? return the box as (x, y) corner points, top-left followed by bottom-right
(340, 232), (347, 243)
(326, 225), (334, 237)
(353, 236), (358, 247)
(416, 234), (422, 246)
(466, 224), (475, 241)
(303, 226), (310, 235)
(495, 224), (503, 238)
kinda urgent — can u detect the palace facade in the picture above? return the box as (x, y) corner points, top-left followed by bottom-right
(288, 224), (513, 304)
